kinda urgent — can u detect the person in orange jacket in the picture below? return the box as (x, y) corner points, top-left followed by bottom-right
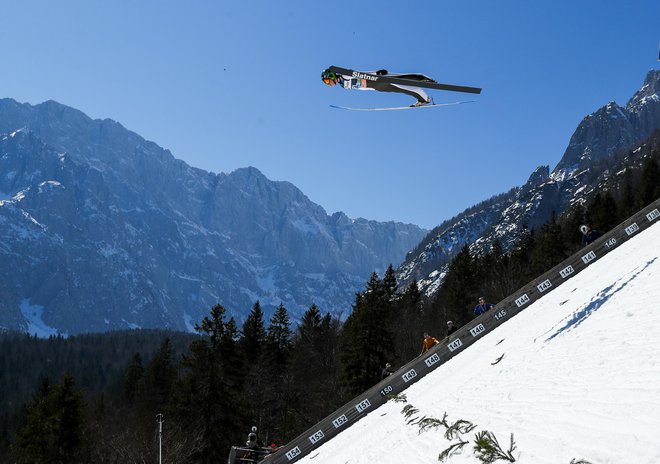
(421, 332), (439, 354)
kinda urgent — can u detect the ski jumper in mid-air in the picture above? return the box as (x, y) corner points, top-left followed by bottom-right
(322, 68), (432, 106)
(321, 66), (482, 108)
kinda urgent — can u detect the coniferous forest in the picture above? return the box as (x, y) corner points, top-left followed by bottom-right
(1, 153), (658, 463)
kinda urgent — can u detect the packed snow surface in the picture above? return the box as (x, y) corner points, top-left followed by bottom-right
(296, 222), (660, 464)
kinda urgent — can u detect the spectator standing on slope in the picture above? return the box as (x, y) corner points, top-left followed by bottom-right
(474, 296), (494, 316)
(447, 320), (458, 336)
(421, 332), (440, 354)
(246, 426), (263, 449)
(580, 224), (602, 246)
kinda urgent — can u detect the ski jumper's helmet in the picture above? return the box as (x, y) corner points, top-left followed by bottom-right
(321, 69), (337, 84)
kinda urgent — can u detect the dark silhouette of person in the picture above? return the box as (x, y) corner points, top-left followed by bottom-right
(447, 320), (458, 336)
(580, 224), (602, 245)
(246, 426), (262, 449)
(381, 362), (394, 379)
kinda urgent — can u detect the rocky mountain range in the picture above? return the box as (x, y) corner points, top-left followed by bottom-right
(0, 99), (426, 334)
(398, 70), (660, 296)
(2, 69), (658, 335)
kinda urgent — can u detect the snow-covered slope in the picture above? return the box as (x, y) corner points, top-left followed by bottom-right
(296, 221), (660, 464)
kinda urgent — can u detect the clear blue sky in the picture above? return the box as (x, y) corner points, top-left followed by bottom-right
(1, 1), (658, 229)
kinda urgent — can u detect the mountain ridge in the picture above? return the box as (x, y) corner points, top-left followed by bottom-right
(0, 99), (426, 334)
(398, 70), (660, 296)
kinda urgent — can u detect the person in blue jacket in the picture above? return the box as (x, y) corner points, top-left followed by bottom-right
(474, 297), (494, 316)
(580, 224), (602, 245)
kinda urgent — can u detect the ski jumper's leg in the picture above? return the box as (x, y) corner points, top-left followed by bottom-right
(391, 84), (429, 103)
(367, 81), (429, 103)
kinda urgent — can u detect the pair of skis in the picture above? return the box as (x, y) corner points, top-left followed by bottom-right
(327, 65), (481, 111)
(330, 100), (476, 111)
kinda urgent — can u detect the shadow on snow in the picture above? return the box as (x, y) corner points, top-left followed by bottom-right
(543, 257), (657, 342)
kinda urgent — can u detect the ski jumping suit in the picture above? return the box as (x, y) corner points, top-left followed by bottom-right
(337, 71), (430, 104)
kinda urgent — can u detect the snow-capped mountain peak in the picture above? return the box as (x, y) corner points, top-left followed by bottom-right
(397, 70), (660, 298)
(0, 98), (427, 334)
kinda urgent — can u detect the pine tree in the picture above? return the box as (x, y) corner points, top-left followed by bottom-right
(508, 225), (536, 285)
(393, 280), (425, 361)
(263, 303), (293, 442)
(619, 169), (637, 221)
(10, 378), (52, 464)
(266, 303), (292, 368)
(439, 245), (478, 327)
(530, 211), (566, 276)
(240, 301), (268, 432)
(53, 374), (89, 462)
(289, 304), (324, 427)
(123, 352), (144, 403)
(316, 311), (341, 403)
(588, 191), (619, 233)
(382, 264), (398, 302)
(141, 338), (176, 414)
(339, 272), (395, 398)
(240, 301), (267, 363)
(638, 156), (660, 207)
(11, 373), (88, 464)
(170, 304), (247, 463)
(289, 305), (341, 432)
(560, 203), (587, 253)
(482, 239), (517, 302)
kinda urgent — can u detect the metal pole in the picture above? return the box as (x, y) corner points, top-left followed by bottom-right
(156, 413), (164, 464)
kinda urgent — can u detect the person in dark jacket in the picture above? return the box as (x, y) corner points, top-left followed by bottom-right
(446, 320), (458, 336)
(381, 362), (394, 379)
(474, 297), (494, 316)
(246, 426), (263, 449)
(580, 224), (602, 245)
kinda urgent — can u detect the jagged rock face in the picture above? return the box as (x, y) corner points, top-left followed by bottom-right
(397, 201), (510, 293)
(0, 99), (426, 334)
(398, 70), (660, 297)
(554, 101), (636, 178)
(554, 70), (660, 178)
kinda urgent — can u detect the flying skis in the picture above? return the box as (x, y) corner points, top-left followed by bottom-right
(321, 65), (481, 111)
(330, 100), (476, 111)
